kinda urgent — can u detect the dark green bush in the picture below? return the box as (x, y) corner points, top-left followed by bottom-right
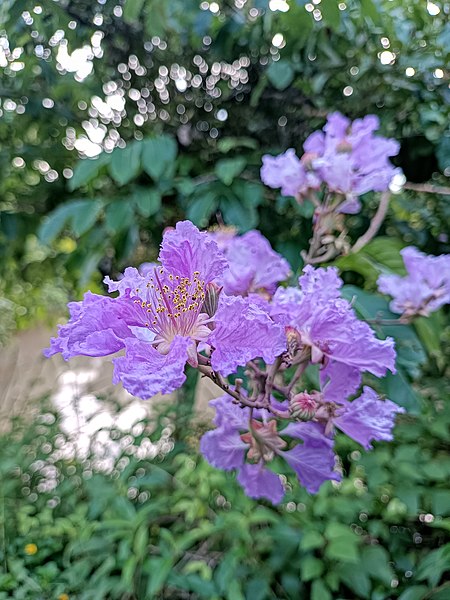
(1, 367), (449, 599)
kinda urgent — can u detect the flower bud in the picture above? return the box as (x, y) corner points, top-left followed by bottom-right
(202, 282), (222, 317)
(290, 392), (318, 421)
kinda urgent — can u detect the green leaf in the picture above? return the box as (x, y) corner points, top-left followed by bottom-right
(109, 143), (142, 186)
(121, 555), (138, 588)
(70, 200), (103, 237)
(431, 490), (450, 516)
(217, 137), (258, 153)
(414, 311), (445, 361)
(232, 179), (263, 207)
(144, 1), (166, 37)
(320, 1), (341, 30)
(38, 199), (103, 243)
(339, 564), (371, 598)
(226, 579), (245, 600)
(245, 578), (270, 600)
(141, 135), (178, 180)
(436, 135), (450, 173)
(300, 556), (324, 581)
(221, 195), (258, 230)
(146, 557), (174, 596)
(325, 538), (360, 563)
(105, 200), (135, 234)
(123, 0), (145, 23)
(300, 530), (324, 552)
(215, 552), (239, 595)
(215, 158), (246, 186)
(133, 524), (149, 559)
(381, 368), (421, 414)
(132, 188), (161, 218)
(416, 543), (450, 587)
(266, 60), (294, 90)
(360, 545), (393, 585)
(362, 237), (407, 273)
(186, 191), (218, 226)
(68, 154), (110, 191)
(361, 0), (380, 24)
(311, 579), (332, 600)
(398, 587), (431, 600)
(337, 237), (406, 286)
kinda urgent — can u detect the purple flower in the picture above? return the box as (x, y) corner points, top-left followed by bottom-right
(319, 361), (362, 404)
(210, 229), (291, 297)
(332, 386), (405, 450)
(46, 221), (291, 399)
(271, 266), (396, 377)
(208, 295), (286, 376)
(302, 111), (401, 201)
(260, 149), (318, 197)
(159, 220), (228, 283)
(44, 292), (139, 361)
(113, 336), (192, 398)
(200, 395), (339, 502)
(281, 422), (341, 493)
(237, 463), (285, 504)
(378, 247), (450, 317)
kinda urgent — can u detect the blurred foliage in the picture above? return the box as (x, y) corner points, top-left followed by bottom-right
(0, 0), (449, 339)
(1, 4), (450, 598)
(1, 353), (450, 600)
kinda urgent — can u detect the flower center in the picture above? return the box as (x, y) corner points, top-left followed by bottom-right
(133, 267), (209, 352)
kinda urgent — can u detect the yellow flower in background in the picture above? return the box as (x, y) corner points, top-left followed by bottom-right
(58, 594), (69, 600)
(24, 543), (38, 555)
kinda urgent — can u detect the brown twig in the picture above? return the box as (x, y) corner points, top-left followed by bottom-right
(403, 182), (450, 196)
(351, 191), (391, 253)
(286, 361), (308, 395)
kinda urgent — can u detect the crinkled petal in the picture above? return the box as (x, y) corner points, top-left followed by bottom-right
(200, 428), (246, 471)
(299, 265), (343, 302)
(216, 230), (291, 297)
(281, 422), (340, 494)
(159, 220), (228, 282)
(260, 149), (308, 197)
(44, 292), (134, 360)
(306, 302), (397, 377)
(209, 296), (286, 376)
(104, 266), (150, 298)
(112, 335), (191, 399)
(334, 386), (405, 450)
(320, 361), (362, 402)
(237, 462), (285, 504)
(378, 247), (450, 316)
(209, 395), (249, 429)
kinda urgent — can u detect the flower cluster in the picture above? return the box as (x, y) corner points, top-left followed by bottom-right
(377, 246), (450, 318)
(200, 265), (402, 502)
(261, 112), (401, 213)
(46, 221), (406, 503)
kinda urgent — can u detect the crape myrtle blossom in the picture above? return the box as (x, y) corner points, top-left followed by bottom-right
(208, 228), (291, 297)
(270, 265), (396, 377)
(45, 220), (285, 399)
(200, 385), (403, 503)
(45, 219), (406, 504)
(377, 246), (450, 317)
(261, 112), (401, 211)
(260, 149), (320, 198)
(317, 362), (405, 447)
(200, 396), (339, 504)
